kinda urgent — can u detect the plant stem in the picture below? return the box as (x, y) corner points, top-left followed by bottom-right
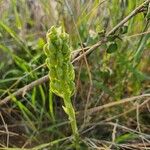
(49, 90), (55, 122)
(64, 96), (79, 149)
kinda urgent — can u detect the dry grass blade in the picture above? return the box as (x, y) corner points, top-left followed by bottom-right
(77, 94), (150, 115)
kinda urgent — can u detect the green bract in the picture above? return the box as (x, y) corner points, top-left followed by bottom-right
(44, 26), (75, 99)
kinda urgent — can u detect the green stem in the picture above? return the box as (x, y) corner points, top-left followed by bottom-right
(49, 90), (55, 122)
(64, 96), (79, 148)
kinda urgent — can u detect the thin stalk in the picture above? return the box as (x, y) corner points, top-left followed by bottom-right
(49, 90), (55, 122)
(133, 20), (150, 67)
(63, 96), (79, 148)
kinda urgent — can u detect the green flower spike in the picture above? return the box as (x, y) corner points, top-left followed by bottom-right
(44, 26), (79, 147)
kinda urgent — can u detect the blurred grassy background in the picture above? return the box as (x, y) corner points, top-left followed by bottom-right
(0, 0), (150, 149)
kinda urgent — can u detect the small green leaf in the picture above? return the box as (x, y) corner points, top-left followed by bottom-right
(106, 42), (118, 53)
(120, 25), (128, 34)
(115, 133), (137, 143)
(62, 105), (68, 114)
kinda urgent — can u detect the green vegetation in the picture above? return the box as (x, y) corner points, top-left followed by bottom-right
(0, 0), (150, 149)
